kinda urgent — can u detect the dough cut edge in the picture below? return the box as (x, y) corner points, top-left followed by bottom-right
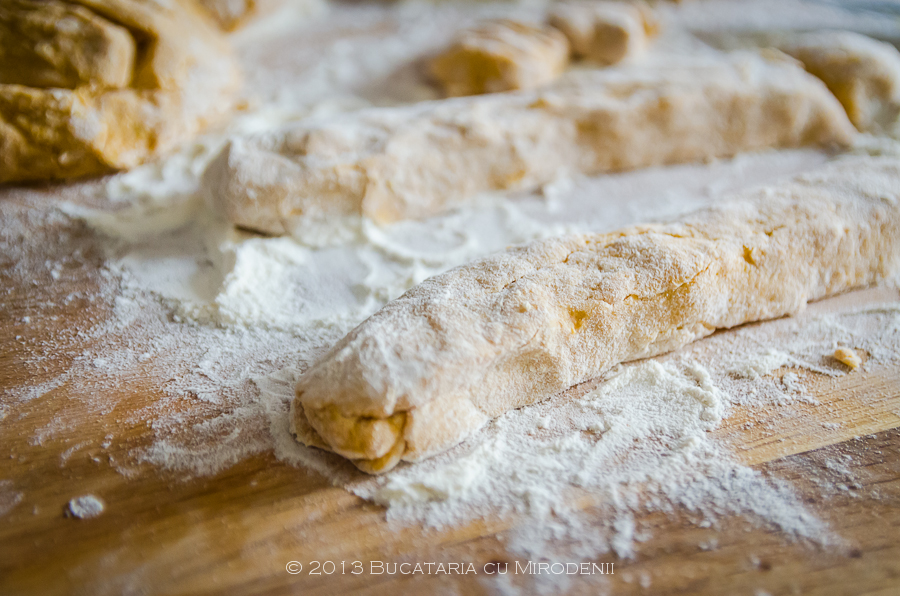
(291, 395), (410, 474)
(291, 388), (490, 473)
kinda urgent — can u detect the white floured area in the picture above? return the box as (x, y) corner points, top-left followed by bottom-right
(2, 0), (900, 569)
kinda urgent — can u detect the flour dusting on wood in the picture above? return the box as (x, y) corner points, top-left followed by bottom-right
(1, 0), (899, 568)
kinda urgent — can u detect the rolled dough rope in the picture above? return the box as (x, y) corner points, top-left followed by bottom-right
(428, 19), (570, 97)
(0, 0), (240, 184)
(548, 1), (658, 65)
(204, 51), (853, 237)
(776, 31), (900, 137)
(291, 156), (900, 473)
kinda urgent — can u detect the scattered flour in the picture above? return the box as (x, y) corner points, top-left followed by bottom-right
(0, 481), (23, 518)
(366, 359), (731, 524)
(66, 495), (105, 519)
(727, 348), (793, 379)
(2, 0), (900, 568)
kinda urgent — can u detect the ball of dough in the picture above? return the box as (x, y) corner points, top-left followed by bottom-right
(0, 0), (135, 90)
(0, 0), (240, 184)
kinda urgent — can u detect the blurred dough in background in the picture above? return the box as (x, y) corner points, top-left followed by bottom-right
(549, 1), (658, 65)
(0, 0), (240, 184)
(778, 30), (900, 137)
(205, 52), (854, 236)
(0, 0), (135, 89)
(196, 0), (287, 31)
(428, 19), (570, 96)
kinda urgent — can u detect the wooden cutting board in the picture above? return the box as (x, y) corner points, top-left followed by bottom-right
(1, 187), (899, 596)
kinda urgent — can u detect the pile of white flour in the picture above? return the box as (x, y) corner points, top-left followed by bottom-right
(3, 0), (900, 566)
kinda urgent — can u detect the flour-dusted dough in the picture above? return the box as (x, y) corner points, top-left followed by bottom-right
(428, 19), (570, 97)
(548, 1), (657, 65)
(0, 0), (240, 184)
(777, 31), (900, 136)
(291, 156), (900, 473)
(205, 52), (853, 237)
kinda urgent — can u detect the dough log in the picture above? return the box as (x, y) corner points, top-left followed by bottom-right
(0, 0), (240, 184)
(204, 52), (853, 236)
(291, 156), (900, 473)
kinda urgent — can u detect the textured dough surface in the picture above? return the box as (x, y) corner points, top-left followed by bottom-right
(291, 156), (900, 473)
(0, 0), (240, 184)
(778, 30), (900, 136)
(428, 19), (570, 97)
(549, 1), (657, 65)
(0, 0), (135, 89)
(205, 51), (854, 236)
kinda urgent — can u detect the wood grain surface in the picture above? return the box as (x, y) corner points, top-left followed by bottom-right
(1, 185), (900, 596)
